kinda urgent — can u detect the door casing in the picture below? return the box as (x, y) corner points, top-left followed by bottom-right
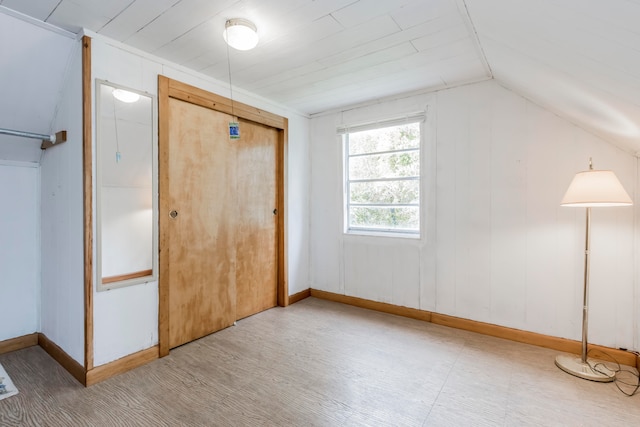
(157, 75), (288, 357)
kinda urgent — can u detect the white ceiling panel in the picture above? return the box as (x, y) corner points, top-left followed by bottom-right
(560, 0), (640, 37)
(330, 0), (415, 27)
(0, 0), (60, 21)
(46, 0), (113, 33)
(242, 14), (403, 92)
(316, 13), (462, 69)
(5, 0), (640, 153)
(390, 0), (455, 30)
(72, 0), (134, 20)
(286, 64), (446, 113)
(241, 61), (327, 95)
(469, 0), (640, 90)
(266, 45), (459, 103)
(197, 15), (346, 81)
(483, 38), (640, 152)
(480, 25), (640, 108)
(123, 0), (238, 52)
(279, 0), (357, 29)
(216, 15), (401, 90)
(411, 23), (469, 52)
(151, 19), (220, 66)
(260, 43), (420, 97)
(1, 0), (490, 117)
(98, 0), (179, 41)
(153, 0), (315, 68)
(437, 55), (488, 85)
(465, 0), (640, 153)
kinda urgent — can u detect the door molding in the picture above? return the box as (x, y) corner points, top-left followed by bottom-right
(157, 76), (288, 357)
(82, 35), (94, 372)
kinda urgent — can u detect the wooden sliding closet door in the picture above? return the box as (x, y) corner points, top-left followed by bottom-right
(159, 76), (286, 355)
(167, 98), (237, 349)
(235, 118), (278, 320)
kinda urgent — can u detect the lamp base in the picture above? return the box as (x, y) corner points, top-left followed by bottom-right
(555, 354), (615, 382)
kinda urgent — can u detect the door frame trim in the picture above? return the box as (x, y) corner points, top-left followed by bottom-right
(157, 76), (288, 357)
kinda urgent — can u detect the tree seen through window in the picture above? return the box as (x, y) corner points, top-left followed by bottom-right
(345, 121), (420, 233)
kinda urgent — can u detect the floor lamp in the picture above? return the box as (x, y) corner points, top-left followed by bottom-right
(555, 158), (633, 382)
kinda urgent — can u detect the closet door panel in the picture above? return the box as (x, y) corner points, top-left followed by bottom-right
(167, 98), (236, 349)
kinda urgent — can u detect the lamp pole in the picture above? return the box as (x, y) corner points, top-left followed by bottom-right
(581, 207), (590, 364)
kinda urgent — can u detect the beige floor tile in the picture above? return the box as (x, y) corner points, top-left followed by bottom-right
(1, 298), (638, 426)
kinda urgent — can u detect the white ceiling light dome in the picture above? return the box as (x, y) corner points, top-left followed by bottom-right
(112, 88), (140, 103)
(223, 18), (259, 51)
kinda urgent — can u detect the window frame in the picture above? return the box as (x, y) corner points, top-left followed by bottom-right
(340, 114), (424, 238)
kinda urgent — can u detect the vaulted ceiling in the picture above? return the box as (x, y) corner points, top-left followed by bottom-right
(1, 0), (640, 157)
(0, 9), (75, 162)
(466, 0), (640, 156)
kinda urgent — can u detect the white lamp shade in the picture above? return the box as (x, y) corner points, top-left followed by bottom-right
(223, 18), (259, 51)
(561, 170), (633, 207)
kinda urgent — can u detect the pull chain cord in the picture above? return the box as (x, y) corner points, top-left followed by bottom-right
(225, 36), (235, 119)
(113, 94), (121, 163)
(225, 24), (240, 139)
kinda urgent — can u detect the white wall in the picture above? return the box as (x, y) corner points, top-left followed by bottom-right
(0, 163), (39, 341)
(90, 33), (311, 366)
(310, 80), (638, 351)
(0, 10), (77, 163)
(100, 188), (153, 277)
(636, 159), (640, 352)
(40, 39), (85, 364)
(287, 117), (311, 295)
(0, 11), (84, 362)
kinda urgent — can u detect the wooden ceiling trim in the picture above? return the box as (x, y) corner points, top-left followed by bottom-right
(167, 78), (286, 130)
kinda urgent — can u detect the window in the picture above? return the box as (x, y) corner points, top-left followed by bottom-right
(341, 116), (422, 235)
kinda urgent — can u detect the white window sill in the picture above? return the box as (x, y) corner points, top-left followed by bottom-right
(344, 229), (420, 240)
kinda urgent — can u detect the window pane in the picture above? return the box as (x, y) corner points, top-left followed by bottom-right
(349, 123), (420, 155)
(350, 180), (419, 205)
(349, 151), (419, 180)
(349, 206), (419, 231)
(343, 117), (422, 236)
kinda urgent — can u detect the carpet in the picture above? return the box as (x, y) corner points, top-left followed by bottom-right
(0, 362), (18, 401)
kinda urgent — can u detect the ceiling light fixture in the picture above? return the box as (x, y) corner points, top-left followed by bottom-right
(223, 18), (259, 51)
(112, 88), (140, 103)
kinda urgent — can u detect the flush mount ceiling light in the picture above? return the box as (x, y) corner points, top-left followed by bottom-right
(112, 88), (140, 103)
(223, 18), (259, 51)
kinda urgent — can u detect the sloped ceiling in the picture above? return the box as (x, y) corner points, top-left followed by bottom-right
(1, 0), (640, 155)
(465, 0), (640, 155)
(0, 10), (76, 163)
